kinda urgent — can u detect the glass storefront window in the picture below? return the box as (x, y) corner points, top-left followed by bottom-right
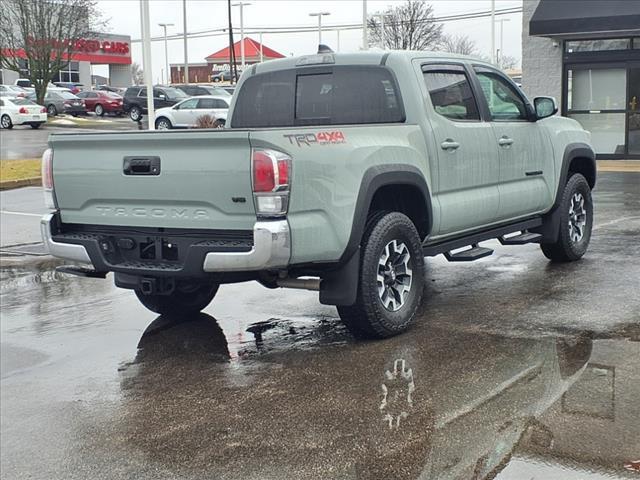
(569, 113), (626, 154)
(567, 68), (626, 111)
(565, 38), (630, 53)
(633, 38), (640, 49)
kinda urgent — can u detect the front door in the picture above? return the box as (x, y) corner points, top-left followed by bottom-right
(473, 67), (555, 221)
(172, 98), (199, 127)
(421, 64), (501, 237)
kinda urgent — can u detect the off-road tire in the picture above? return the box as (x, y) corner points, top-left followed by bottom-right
(135, 282), (219, 316)
(540, 173), (593, 262)
(338, 211), (425, 338)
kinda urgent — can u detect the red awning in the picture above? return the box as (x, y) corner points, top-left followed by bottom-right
(205, 37), (285, 62)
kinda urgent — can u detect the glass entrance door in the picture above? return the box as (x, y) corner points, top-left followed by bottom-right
(566, 63), (640, 158)
(566, 64), (627, 156)
(628, 65), (640, 156)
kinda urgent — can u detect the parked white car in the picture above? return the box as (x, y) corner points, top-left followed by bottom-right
(0, 97), (47, 129)
(0, 85), (29, 98)
(154, 95), (229, 130)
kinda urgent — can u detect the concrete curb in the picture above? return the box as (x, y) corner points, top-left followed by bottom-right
(0, 176), (41, 191)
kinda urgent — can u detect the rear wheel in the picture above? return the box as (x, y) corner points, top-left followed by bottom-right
(30, 122), (42, 129)
(129, 106), (142, 122)
(338, 212), (425, 338)
(540, 173), (593, 262)
(94, 104), (104, 116)
(135, 281), (219, 315)
(0, 114), (12, 129)
(47, 104), (57, 116)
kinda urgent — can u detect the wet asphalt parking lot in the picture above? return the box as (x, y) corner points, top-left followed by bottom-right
(1, 172), (639, 480)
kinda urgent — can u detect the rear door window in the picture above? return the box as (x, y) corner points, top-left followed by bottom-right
(423, 69), (480, 121)
(231, 66), (404, 128)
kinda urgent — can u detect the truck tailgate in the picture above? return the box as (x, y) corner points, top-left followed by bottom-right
(50, 130), (256, 230)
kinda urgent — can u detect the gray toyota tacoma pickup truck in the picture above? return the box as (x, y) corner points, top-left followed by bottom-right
(41, 50), (596, 338)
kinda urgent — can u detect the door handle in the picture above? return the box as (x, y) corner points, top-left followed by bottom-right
(498, 136), (514, 147)
(440, 139), (460, 151)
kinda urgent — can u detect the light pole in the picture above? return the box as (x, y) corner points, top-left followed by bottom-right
(490, 0), (495, 64)
(182, 0), (189, 83)
(362, 0), (368, 50)
(309, 12), (330, 45)
(232, 2), (251, 68)
(375, 13), (387, 49)
(140, 0), (154, 129)
(158, 22), (174, 84)
(496, 18), (510, 68)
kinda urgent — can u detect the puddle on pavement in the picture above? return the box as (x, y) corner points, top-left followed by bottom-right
(2, 264), (639, 479)
(114, 312), (639, 480)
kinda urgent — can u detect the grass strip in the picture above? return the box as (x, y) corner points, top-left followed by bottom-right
(0, 158), (41, 182)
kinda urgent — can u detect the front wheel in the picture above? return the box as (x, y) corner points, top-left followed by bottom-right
(338, 212), (425, 338)
(540, 173), (593, 262)
(94, 104), (104, 116)
(135, 282), (219, 315)
(129, 106), (142, 122)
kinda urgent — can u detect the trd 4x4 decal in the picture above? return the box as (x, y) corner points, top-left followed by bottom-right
(283, 131), (346, 146)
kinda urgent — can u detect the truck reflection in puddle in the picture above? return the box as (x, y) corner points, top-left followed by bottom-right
(118, 314), (606, 479)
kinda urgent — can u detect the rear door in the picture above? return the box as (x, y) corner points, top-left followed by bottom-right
(472, 67), (554, 220)
(421, 64), (500, 236)
(51, 130), (256, 230)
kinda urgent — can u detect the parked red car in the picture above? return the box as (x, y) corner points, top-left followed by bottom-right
(76, 90), (124, 116)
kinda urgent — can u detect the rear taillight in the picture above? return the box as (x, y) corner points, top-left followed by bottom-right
(41, 148), (57, 209)
(19, 107), (27, 114)
(40, 107), (46, 113)
(251, 148), (291, 217)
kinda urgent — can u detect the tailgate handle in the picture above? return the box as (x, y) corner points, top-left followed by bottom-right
(123, 156), (161, 176)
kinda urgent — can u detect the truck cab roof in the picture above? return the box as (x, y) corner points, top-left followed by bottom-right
(251, 50), (492, 75)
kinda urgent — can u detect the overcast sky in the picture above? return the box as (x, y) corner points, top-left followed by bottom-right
(94, 0), (522, 81)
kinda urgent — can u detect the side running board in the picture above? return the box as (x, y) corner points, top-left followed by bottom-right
(443, 244), (493, 262)
(423, 218), (543, 262)
(498, 231), (542, 245)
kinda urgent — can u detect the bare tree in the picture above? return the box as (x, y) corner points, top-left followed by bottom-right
(0, 0), (106, 104)
(131, 62), (144, 85)
(499, 55), (519, 70)
(438, 34), (479, 56)
(368, 0), (443, 51)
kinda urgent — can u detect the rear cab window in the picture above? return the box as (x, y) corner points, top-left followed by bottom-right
(231, 65), (405, 128)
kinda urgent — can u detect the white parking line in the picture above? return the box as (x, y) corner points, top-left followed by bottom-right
(0, 210), (42, 217)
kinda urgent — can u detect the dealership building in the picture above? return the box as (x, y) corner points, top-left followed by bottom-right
(0, 33), (132, 88)
(522, 0), (640, 159)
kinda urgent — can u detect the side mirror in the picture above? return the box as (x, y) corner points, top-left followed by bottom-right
(158, 93), (166, 100)
(534, 96), (558, 120)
